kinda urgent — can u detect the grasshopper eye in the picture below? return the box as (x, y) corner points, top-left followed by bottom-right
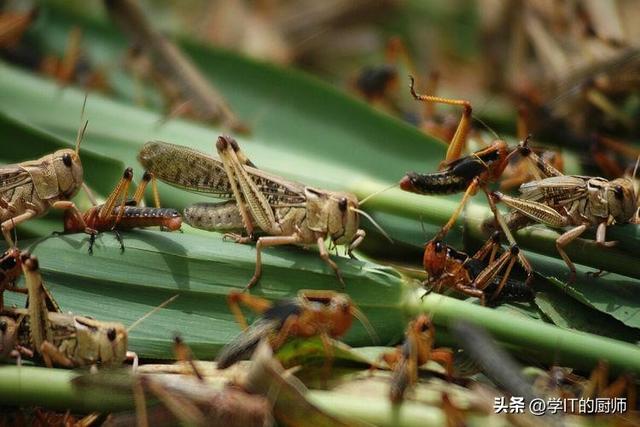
(0, 255), (17, 270)
(107, 328), (117, 341)
(434, 241), (443, 252)
(420, 322), (429, 332)
(338, 197), (347, 212)
(613, 185), (624, 200)
(62, 153), (73, 167)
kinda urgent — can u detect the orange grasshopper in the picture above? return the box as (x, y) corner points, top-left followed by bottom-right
(423, 232), (534, 306)
(0, 247), (25, 311)
(381, 314), (453, 403)
(217, 290), (374, 372)
(399, 77), (533, 284)
(62, 167), (181, 253)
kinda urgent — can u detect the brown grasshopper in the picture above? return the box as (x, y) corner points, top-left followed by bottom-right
(7, 254), (130, 368)
(492, 140), (638, 282)
(0, 247), (26, 311)
(138, 136), (386, 290)
(0, 119), (95, 247)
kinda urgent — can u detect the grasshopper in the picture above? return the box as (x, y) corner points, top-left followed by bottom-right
(423, 232), (534, 306)
(138, 136), (385, 289)
(492, 139), (638, 282)
(0, 118), (95, 247)
(381, 315), (453, 403)
(0, 247), (26, 310)
(8, 254), (130, 368)
(216, 290), (374, 370)
(63, 167), (181, 253)
(399, 77), (534, 284)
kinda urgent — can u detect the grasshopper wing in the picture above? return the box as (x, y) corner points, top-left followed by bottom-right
(139, 141), (233, 197)
(0, 164), (33, 195)
(519, 175), (588, 205)
(217, 299), (302, 369)
(139, 141), (306, 204)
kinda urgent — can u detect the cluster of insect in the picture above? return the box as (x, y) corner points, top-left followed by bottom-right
(2, 69), (638, 417)
(1, 3), (639, 424)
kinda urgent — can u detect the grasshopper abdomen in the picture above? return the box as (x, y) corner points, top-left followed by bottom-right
(116, 206), (182, 231)
(400, 170), (471, 194)
(183, 201), (244, 232)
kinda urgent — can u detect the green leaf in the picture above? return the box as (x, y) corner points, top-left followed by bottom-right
(528, 252), (640, 330)
(276, 337), (378, 368)
(535, 291), (640, 344)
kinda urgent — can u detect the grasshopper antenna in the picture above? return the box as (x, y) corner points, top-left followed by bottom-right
(75, 120), (88, 156)
(350, 305), (379, 345)
(350, 207), (393, 244)
(358, 182), (398, 206)
(127, 294), (179, 333)
(75, 93), (89, 155)
(472, 114), (501, 141)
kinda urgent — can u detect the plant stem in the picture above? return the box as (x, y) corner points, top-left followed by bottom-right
(307, 391), (444, 427)
(406, 292), (640, 375)
(0, 366), (455, 427)
(0, 366), (131, 412)
(354, 180), (640, 280)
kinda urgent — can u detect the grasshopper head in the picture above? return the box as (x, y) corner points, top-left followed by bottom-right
(411, 315), (435, 338)
(51, 148), (83, 199)
(0, 248), (23, 283)
(329, 192), (360, 245)
(0, 316), (18, 360)
(328, 293), (355, 336)
(98, 322), (128, 366)
(75, 317), (128, 366)
(304, 188), (360, 245)
(423, 239), (447, 278)
(607, 178), (637, 223)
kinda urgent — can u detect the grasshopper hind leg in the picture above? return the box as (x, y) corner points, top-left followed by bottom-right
(245, 234), (303, 290)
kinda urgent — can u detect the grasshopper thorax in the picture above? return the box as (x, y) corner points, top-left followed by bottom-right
(51, 148), (83, 199)
(304, 188), (359, 245)
(606, 177), (637, 223)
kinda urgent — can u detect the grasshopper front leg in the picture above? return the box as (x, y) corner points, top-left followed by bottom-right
(317, 234), (345, 287)
(51, 201), (97, 236)
(40, 341), (75, 368)
(1, 209), (36, 247)
(347, 229), (366, 258)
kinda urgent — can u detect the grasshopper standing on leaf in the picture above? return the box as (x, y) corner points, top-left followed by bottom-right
(20, 254), (131, 368)
(0, 113), (95, 247)
(491, 139), (638, 283)
(2, 254), (176, 368)
(139, 136), (387, 290)
(63, 167), (182, 253)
